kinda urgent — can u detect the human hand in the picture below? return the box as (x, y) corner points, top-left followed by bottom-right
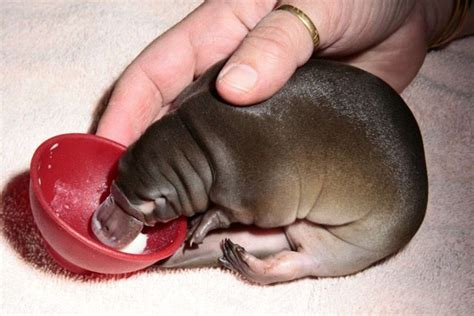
(96, 0), (456, 146)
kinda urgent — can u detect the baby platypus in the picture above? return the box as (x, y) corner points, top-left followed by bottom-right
(92, 59), (428, 284)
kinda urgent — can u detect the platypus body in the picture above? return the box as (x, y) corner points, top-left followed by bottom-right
(93, 59), (428, 284)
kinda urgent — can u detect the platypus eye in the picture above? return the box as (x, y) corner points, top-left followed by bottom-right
(153, 196), (179, 223)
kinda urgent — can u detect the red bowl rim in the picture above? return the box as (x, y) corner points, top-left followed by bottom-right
(30, 133), (186, 263)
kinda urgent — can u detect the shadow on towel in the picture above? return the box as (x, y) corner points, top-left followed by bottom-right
(88, 84), (114, 135)
(0, 171), (166, 282)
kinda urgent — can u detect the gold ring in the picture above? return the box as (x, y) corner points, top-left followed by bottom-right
(276, 4), (320, 47)
(429, 0), (471, 49)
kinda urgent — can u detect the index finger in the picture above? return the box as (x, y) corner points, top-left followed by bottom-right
(96, 25), (196, 146)
(96, 1), (274, 146)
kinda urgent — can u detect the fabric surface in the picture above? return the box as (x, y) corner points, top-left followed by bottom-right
(1, 1), (473, 314)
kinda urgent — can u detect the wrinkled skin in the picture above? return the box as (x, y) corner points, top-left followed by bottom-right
(92, 60), (428, 284)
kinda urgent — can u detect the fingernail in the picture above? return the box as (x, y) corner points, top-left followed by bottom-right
(218, 63), (258, 93)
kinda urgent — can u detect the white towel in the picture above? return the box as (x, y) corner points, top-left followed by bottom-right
(1, 1), (473, 314)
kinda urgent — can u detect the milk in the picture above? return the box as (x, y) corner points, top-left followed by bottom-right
(118, 233), (148, 254)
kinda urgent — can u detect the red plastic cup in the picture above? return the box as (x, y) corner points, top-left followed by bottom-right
(29, 133), (187, 274)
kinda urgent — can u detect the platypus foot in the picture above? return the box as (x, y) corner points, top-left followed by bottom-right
(186, 207), (233, 247)
(219, 238), (318, 285)
(219, 239), (266, 284)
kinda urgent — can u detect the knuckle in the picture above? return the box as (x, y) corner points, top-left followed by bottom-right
(244, 24), (296, 62)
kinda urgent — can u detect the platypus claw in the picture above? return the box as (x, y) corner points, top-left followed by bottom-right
(186, 215), (205, 247)
(219, 239), (261, 283)
(218, 256), (232, 269)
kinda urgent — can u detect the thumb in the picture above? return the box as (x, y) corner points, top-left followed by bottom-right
(216, 2), (330, 105)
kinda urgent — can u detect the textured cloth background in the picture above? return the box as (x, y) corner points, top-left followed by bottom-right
(1, 1), (473, 314)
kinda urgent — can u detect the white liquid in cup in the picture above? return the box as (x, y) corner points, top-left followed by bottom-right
(118, 233), (148, 254)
